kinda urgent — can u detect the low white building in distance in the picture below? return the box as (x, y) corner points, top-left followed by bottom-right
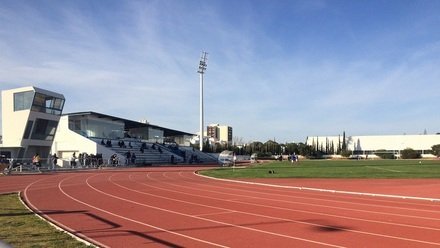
(306, 134), (440, 158)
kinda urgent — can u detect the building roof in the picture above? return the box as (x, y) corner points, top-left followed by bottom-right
(64, 111), (195, 137)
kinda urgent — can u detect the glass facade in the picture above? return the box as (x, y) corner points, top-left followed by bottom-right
(23, 120), (34, 139)
(68, 115), (124, 139)
(148, 128), (163, 142)
(30, 118), (58, 141)
(13, 91), (34, 111)
(31, 92), (65, 115)
(13, 90), (64, 115)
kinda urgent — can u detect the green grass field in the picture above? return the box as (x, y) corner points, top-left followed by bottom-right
(200, 159), (440, 179)
(0, 193), (91, 248)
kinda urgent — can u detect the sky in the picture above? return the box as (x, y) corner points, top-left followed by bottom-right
(1, 0), (440, 143)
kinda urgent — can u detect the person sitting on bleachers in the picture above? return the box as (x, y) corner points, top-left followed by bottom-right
(125, 151), (131, 165)
(111, 154), (118, 166)
(131, 153), (136, 164)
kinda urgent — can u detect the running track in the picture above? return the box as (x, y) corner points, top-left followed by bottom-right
(1, 167), (440, 247)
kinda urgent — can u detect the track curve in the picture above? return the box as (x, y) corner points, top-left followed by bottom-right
(3, 167), (440, 247)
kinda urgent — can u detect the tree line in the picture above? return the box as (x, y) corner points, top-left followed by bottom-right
(194, 132), (440, 159)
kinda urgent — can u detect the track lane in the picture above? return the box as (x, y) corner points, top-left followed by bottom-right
(17, 167), (440, 247)
(96, 172), (345, 248)
(140, 171), (440, 247)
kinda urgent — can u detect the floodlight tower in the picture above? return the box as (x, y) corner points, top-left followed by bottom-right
(197, 52), (208, 151)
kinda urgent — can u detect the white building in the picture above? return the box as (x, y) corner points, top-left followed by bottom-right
(0, 86), (65, 163)
(306, 134), (440, 158)
(1, 86), (216, 167)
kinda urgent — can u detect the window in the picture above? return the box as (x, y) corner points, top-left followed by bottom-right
(23, 120), (34, 139)
(13, 91), (34, 111)
(31, 92), (65, 115)
(30, 119), (58, 141)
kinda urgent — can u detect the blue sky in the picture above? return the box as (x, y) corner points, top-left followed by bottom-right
(1, 0), (440, 143)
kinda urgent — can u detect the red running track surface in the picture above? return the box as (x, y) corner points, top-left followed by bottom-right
(1, 167), (440, 247)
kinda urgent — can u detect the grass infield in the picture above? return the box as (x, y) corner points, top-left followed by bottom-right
(0, 193), (91, 248)
(200, 159), (440, 179)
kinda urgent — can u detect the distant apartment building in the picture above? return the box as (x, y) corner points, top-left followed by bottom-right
(207, 124), (232, 145)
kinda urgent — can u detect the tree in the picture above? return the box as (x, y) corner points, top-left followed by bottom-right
(263, 140), (281, 155)
(400, 148), (421, 159)
(431, 144), (440, 157)
(342, 131), (347, 151)
(374, 149), (395, 159)
(202, 139), (211, 152)
(285, 143), (299, 155)
(297, 142), (313, 157)
(340, 149), (352, 158)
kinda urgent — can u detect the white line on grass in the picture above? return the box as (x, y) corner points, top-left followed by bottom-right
(365, 166), (402, 172)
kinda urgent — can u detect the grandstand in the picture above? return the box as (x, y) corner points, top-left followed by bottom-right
(0, 87), (217, 170)
(52, 112), (218, 167)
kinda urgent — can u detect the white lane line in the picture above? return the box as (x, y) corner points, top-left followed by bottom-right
(58, 174), (229, 248)
(179, 172), (440, 218)
(105, 172), (345, 248)
(22, 175), (106, 248)
(138, 171), (440, 246)
(194, 210), (238, 217)
(161, 172), (440, 231)
(196, 172), (440, 203)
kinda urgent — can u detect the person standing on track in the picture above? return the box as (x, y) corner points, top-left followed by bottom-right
(32, 153), (41, 172)
(52, 153), (58, 170)
(70, 152), (77, 168)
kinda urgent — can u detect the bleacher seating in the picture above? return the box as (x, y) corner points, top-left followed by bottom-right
(90, 138), (218, 165)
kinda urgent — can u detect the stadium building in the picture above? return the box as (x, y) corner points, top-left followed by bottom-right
(0, 86), (216, 167)
(0, 86), (65, 164)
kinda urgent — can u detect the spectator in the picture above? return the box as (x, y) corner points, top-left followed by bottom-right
(125, 151), (131, 165)
(131, 153), (136, 164)
(52, 153), (58, 170)
(71, 152), (77, 168)
(32, 153), (41, 172)
(111, 154), (119, 166)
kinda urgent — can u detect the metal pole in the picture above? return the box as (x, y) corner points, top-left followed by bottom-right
(197, 52), (207, 152)
(199, 72), (204, 151)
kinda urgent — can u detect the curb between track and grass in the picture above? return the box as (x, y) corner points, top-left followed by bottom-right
(21, 180), (106, 248)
